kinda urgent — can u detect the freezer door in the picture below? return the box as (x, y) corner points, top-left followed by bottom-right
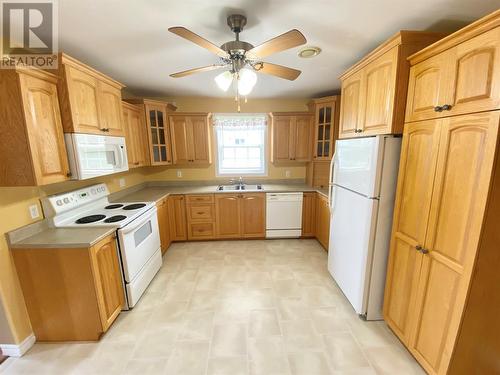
(328, 185), (378, 316)
(333, 136), (383, 197)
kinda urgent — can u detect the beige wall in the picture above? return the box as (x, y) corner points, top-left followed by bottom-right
(0, 96), (312, 345)
(147, 96), (311, 182)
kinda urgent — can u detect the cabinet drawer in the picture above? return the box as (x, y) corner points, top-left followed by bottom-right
(188, 205), (214, 221)
(186, 194), (214, 204)
(188, 222), (214, 239)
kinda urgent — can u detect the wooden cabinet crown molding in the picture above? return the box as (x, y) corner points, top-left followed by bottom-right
(339, 30), (447, 81)
(124, 98), (177, 112)
(408, 9), (500, 65)
(58, 53), (124, 89)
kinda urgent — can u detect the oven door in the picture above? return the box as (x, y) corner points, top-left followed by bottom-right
(65, 133), (128, 180)
(117, 207), (161, 283)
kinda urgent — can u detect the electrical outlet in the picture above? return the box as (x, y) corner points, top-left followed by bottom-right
(177, 170), (183, 178)
(285, 170), (291, 178)
(29, 204), (40, 219)
(119, 178), (126, 188)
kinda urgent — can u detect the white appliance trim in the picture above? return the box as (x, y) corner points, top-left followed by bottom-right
(65, 133), (128, 180)
(328, 135), (401, 320)
(0, 334), (35, 357)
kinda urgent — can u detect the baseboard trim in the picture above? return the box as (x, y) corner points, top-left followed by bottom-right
(0, 334), (35, 357)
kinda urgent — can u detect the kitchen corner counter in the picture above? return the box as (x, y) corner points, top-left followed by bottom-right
(114, 184), (329, 204)
(9, 227), (116, 249)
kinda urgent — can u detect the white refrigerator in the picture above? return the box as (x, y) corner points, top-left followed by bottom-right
(327, 135), (401, 320)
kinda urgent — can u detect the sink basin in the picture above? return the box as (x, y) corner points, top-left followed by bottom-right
(217, 184), (263, 191)
(217, 185), (241, 191)
(242, 184), (263, 191)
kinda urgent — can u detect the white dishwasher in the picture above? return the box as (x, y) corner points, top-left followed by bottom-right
(266, 193), (303, 238)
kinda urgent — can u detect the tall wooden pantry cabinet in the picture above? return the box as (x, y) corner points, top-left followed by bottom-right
(383, 10), (500, 375)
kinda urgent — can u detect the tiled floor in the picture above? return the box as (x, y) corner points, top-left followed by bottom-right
(0, 239), (424, 375)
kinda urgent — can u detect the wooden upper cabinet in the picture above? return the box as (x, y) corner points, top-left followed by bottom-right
(360, 47), (398, 135)
(338, 31), (444, 139)
(405, 52), (450, 122)
(122, 102), (149, 168)
(383, 119), (441, 344)
(0, 69), (70, 186)
(310, 96), (340, 160)
(169, 113), (211, 165)
(406, 26), (500, 122)
(57, 54), (125, 136)
(339, 69), (363, 138)
(90, 234), (124, 331)
(125, 99), (176, 166)
(240, 193), (266, 238)
(98, 81), (124, 136)
(271, 113), (312, 163)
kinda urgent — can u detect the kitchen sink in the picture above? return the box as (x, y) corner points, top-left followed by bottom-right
(217, 184), (263, 191)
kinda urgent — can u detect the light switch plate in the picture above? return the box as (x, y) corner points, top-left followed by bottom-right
(29, 204), (39, 219)
(285, 170), (291, 178)
(119, 178), (126, 188)
(177, 170), (182, 178)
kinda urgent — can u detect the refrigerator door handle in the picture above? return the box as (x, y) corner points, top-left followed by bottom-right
(328, 151), (337, 207)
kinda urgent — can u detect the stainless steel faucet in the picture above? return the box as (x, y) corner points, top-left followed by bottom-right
(229, 176), (245, 186)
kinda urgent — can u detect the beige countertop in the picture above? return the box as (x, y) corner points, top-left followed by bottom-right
(115, 184), (328, 203)
(9, 227), (116, 249)
(8, 183), (328, 249)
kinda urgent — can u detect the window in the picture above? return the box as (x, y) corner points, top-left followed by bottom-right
(214, 114), (267, 176)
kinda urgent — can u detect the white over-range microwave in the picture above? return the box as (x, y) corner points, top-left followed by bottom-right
(65, 133), (129, 180)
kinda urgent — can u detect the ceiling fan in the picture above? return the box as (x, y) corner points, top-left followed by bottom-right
(168, 14), (307, 97)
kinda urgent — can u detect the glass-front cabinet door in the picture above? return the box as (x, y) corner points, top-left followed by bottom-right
(312, 96), (339, 160)
(146, 104), (172, 165)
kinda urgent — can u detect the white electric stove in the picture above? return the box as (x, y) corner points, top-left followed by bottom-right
(41, 183), (162, 308)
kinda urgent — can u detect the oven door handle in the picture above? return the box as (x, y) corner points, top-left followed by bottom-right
(119, 206), (157, 234)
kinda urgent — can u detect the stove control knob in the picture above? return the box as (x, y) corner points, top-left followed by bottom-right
(56, 199), (63, 206)
(63, 198), (70, 204)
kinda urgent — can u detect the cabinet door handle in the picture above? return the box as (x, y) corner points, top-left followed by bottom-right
(434, 106), (443, 112)
(415, 245), (423, 251)
(421, 248), (429, 254)
(441, 104), (452, 111)
(66, 171), (72, 177)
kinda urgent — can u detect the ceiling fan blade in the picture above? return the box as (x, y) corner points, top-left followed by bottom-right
(169, 27), (229, 58)
(257, 62), (301, 81)
(170, 65), (225, 78)
(246, 29), (306, 59)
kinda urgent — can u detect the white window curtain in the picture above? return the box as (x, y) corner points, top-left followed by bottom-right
(213, 114), (267, 176)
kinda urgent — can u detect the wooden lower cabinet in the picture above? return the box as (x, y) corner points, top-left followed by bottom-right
(315, 193), (330, 250)
(186, 194), (215, 240)
(215, 193), (266, 238)
(301, 192), (317, 237)
(89, 235), (124, 331)
(157, 197), (171, 253)
(168, 195), (187, 241)
(240, 194), (266, 238)
(12, 234), (124, 341)
(215, 194), (242, 238)
(384, 111), (500, 374)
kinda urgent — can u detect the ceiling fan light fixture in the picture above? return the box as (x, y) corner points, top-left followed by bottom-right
(298, 46), (321, 58)
(237, 68), (257, 96)
(214, 70), (234, 91)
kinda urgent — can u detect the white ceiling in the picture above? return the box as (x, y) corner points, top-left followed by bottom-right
(58, 0), (500, 98)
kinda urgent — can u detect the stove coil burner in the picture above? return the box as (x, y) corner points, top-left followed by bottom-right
(104, 215), (127, 223)
(123, 203), (147, 210)
(105, 204), (124, 209)
(75, 214), (106, 224)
